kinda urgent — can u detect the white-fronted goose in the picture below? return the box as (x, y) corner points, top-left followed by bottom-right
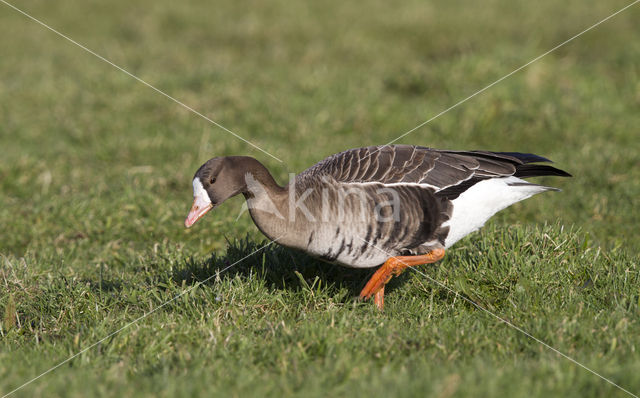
(185, 145), (570, 309)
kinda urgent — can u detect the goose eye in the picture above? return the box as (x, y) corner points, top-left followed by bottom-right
(209, 177), (217, 184)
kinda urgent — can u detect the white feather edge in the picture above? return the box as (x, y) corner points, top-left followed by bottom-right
(329, 180), (440, 191)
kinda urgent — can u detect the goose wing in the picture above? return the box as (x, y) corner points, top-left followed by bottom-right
(301, 145), (559, 196)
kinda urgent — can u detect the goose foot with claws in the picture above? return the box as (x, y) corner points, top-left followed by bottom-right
(360, 249), (446, 310)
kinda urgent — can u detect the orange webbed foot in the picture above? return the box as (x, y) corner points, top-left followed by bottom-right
(359, 258), (407, 301)
(359, 249), (446, 311)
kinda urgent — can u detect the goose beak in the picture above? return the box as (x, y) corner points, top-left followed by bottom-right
(185, 178), (214, 228)
(185, 197), (213, 228)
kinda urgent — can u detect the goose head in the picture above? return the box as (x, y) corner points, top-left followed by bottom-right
(185, 156), (252, 228)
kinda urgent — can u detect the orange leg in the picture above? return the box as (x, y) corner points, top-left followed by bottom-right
(373, 286), (384, 310)
(361, 248), (446, 310)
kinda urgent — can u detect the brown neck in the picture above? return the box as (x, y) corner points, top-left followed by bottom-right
(228, 156), (285, 198)
(232, 157), (294, 241)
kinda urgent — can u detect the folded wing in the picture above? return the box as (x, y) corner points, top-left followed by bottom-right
(300, 145), (570, 198)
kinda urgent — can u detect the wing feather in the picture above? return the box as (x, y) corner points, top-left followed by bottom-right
(296, 145), (561, 196)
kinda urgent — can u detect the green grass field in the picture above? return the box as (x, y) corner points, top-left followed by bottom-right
(1, 0), (639, 396)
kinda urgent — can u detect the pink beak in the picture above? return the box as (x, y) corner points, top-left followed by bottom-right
(184, 196), (213, 228)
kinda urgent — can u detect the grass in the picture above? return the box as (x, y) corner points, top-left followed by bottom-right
(1, 0), (639, 396)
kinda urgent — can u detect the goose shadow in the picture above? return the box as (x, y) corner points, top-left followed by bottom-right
(171, 236), (413, 302)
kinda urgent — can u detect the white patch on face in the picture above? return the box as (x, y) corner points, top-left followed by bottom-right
(192, 178), (212, 206)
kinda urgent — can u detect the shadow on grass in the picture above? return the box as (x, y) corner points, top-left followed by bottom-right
(170, 236), (411, 301)
(84, 236), (485, 308)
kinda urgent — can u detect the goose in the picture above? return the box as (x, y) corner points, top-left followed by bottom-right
(185, 145), (570, 310)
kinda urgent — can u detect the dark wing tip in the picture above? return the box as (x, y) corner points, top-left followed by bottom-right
(558, 168), (572, 178)
(492, 152), (553, 164)
(514, 164), (572, 178)
(481, 151), (571, 177)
